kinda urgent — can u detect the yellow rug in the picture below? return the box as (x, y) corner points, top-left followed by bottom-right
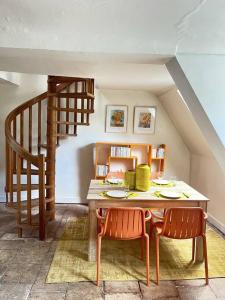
(46, 216), (225, 283)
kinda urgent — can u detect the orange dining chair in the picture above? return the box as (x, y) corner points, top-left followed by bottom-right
(106, 171), (124, 180)
(96, 207), (151, 286)
(151, 207), (208, 285)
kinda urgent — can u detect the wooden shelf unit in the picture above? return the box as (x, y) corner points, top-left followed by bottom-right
(95, 142), (166, 179)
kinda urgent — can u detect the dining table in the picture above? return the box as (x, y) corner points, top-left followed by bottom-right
(87, 179), (209, 262)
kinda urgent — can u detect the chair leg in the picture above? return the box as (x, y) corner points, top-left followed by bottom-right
(203, 235), (209, 285)
(140, 237), (144, 260)
(145, 234), (150, 286)
(149, 219), (153, 239)
(96, 235), (102, 286)
(156, 234), (160, 285)
(192, 238), (195, 261)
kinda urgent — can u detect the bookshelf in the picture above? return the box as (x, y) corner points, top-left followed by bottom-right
(95, 142), (166, 179)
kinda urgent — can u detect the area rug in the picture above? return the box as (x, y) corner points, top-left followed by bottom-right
(46, 216), (225, 283)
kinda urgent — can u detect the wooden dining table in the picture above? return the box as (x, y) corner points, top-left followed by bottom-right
(87, 179), (209, 262)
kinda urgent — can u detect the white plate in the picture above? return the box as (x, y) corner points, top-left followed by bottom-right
(106, 190), (127, 198)
(107, 178), (123, 184)
(152, 179), (170, 185)
(160, 191), (181, 199)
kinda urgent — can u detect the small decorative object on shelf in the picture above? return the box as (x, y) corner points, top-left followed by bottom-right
(157, 145), (165, 158)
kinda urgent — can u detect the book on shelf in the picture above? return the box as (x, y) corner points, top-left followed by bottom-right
(96, 165), (108, 177)
(110, 146), (131, 157)
(156, 146), (165, 158)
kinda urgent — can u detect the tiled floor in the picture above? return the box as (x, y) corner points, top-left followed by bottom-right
(0, 203), (224, 300)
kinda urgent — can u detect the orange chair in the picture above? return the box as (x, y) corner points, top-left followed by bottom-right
(106, 171), (124, 180)
(151, 207), (208, 285)
(96, 207), (151, 286)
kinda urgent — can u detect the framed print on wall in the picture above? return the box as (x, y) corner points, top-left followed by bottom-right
(133, 106), (156, 134)
(105, 105), (128, 133)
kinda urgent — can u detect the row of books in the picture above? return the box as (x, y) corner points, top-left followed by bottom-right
(110, 146), (131, 157)
(96, 165), (109, 177)
(152, 147), (165, 158)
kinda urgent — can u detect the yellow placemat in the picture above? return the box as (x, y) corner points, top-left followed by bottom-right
(154, 191), (190, 199)
(98, 180), (125, 187)
(151, 181), (175, 187)
(99, 191), (138, 199)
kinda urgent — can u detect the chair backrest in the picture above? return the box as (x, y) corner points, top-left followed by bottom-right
(103, 207), (146, 239)
(161, 207), (205, 239)
(106, 171), (124, 180)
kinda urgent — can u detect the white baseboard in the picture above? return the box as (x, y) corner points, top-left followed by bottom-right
(0, 193), (85, 204)
(55, 196), (85, 204)
(208, 213), (225, 234)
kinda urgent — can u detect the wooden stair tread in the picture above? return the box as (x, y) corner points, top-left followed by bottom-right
(49, 92), (94, 99)
(40, 144), (59, 149)
(56, 133), (77, 137)
(12, 184), (52, 191)
(18, 209), (54, 228)
(55, 121), (89, 126)
(16, 168), (47, 175)
(6, 197), (54, 209)
(53, 107), (94, 113)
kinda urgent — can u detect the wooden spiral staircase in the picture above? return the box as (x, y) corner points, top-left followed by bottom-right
(5, 75), (95, 240)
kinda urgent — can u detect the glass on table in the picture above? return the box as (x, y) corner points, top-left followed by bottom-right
(123, 181), (130, 193)
(157, 171), (164, 179)
(169, 175), (177, 186)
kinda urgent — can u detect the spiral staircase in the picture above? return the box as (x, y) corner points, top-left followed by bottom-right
(5, 75), (95, 240)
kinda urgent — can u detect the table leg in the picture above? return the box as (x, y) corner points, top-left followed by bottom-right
(88, 200), (97, 262)
(196, 202), (207, 262)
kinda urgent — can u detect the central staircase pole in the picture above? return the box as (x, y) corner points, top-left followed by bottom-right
(46, 76), (57, 220)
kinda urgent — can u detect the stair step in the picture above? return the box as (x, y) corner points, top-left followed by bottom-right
(17, 209), (54, 228)
(39, 144), (59, 149)
(17, 168), (47, 175)
(55, 121), (89, 126)
(6, 197), (54, 209)
(56, 133), (77, 138)
(53, 107), (94, 114)
(12, 184), (52, 192)
(49, 92), (94, 99)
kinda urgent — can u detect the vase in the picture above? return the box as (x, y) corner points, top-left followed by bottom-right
(135, 164), (151, 191)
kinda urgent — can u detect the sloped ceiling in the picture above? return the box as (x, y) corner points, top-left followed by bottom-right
(159, 87), (212, 156)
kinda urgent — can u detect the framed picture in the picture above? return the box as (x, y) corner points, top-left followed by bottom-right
(133, 106), (156, 134)
(105, 105), (128, 133)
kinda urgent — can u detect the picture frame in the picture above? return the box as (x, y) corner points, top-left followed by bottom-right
(105, 105), (128, 133)
(133, 106), (156, 134)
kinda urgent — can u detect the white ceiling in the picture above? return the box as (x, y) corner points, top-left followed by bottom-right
(0, 48), (174, 94)
(0, 0), (224, 92)
(1, 0), (225, 55)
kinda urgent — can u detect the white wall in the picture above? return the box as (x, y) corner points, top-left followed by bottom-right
(160, 86), (225, 233)
(56, 88), (190, 203)
(191, 154), (225, 233)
